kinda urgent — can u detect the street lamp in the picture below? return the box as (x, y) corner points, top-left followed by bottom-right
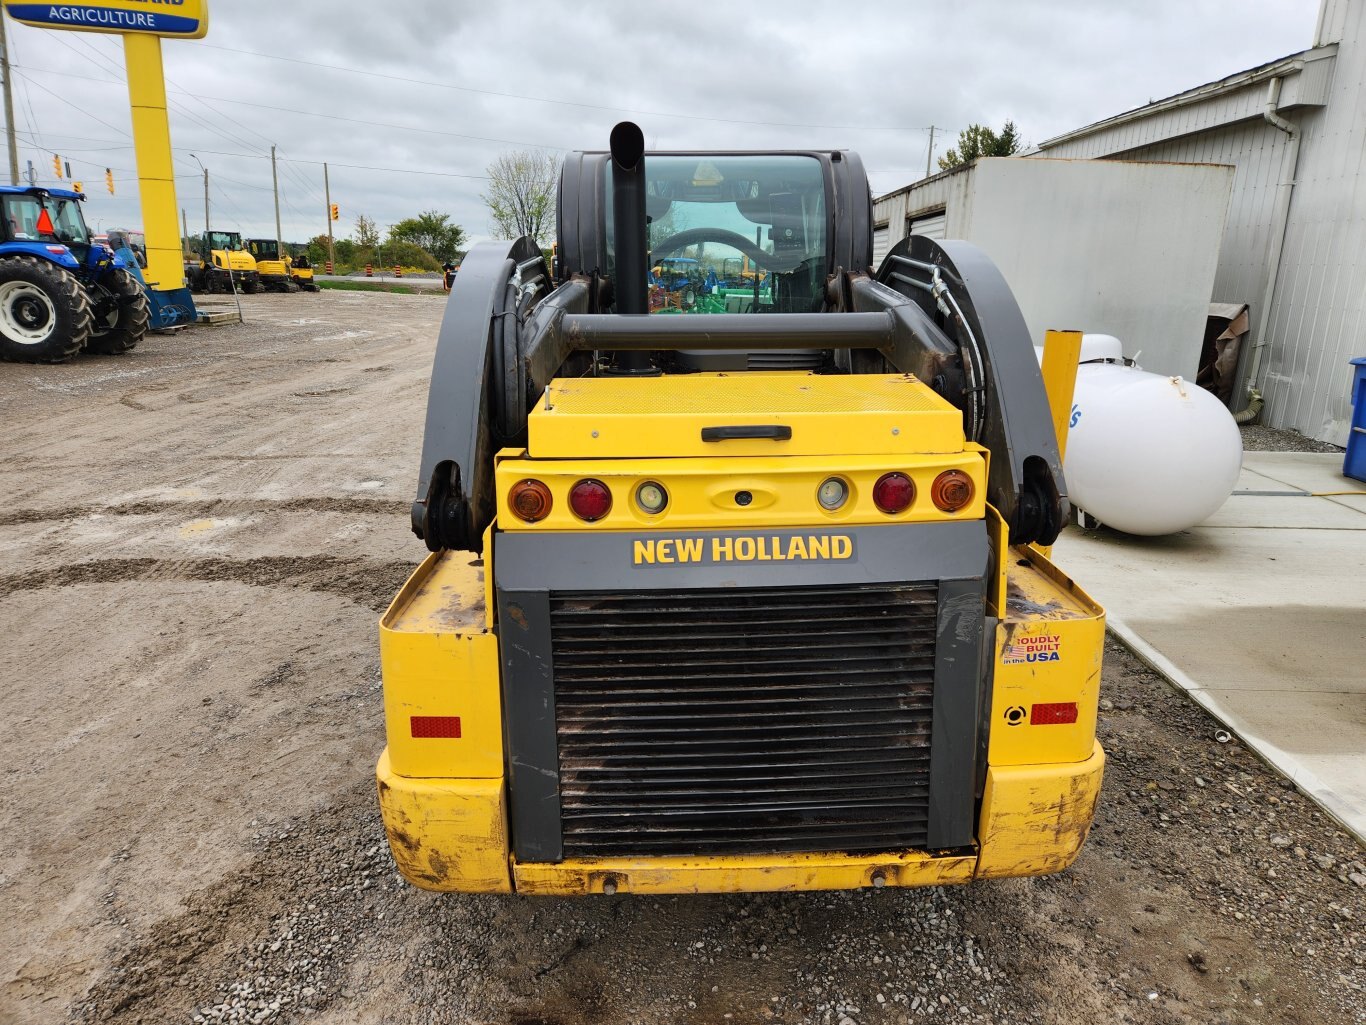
(188, 152), (208, 245)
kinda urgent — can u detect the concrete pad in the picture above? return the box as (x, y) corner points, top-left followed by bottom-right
(1203, 495), (1365, 528)
(1053, 453), (1366, 842)
(1326, 493), (1366, 515)
(1241, 451), (1366, 496)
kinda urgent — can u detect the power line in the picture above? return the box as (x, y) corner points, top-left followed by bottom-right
(14, 61), (574, 153)
(28, 36), (328, 224)
(73, 34), (327, 214)
(170, 146), (509, 181)
(12, 70), (129, 137)
(14, 131), (133, 153)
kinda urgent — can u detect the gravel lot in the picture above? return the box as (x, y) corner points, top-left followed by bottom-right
(2, 291), (1362, 1025)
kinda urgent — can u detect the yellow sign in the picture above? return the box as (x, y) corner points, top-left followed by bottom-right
(633, 534), (854, 565)
(2, 0), (209, 38)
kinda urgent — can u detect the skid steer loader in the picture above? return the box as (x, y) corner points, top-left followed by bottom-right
(376, 123), (1105, 896)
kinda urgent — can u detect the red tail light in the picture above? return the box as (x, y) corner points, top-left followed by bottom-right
(509, 479), (552, 522)
(872, 472), (915, 514)
(569, 479), (612, 521)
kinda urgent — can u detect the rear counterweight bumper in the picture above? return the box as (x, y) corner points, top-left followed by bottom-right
(376, 743), (1105, 895)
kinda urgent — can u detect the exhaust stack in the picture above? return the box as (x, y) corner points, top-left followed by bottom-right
(609, 121), (648, 317)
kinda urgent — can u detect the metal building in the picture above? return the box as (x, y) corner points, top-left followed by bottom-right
(875, 0), (1363, 444)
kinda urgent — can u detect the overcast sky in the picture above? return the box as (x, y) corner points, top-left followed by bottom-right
(3, 0), (1319, 247)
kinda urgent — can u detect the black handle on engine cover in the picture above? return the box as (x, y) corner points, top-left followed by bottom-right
(701, 425), (793, 442)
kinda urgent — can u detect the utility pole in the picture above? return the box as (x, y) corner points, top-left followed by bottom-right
(181, 207), (188, 252)
(271, 144), (282, 254)
(0, 14), (20, 186)
(323, 161), (335, 270)
(189, 153), (209, 253)
(925, 125), (940, 179)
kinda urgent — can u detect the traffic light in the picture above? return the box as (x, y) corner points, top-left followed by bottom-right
(106, 168), (115, 195)
(330, 203), (339, 222)
(52, 154), (63, 179)
(72, 181), (83, 193)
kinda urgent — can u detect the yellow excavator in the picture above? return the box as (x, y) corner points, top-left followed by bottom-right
(377, 123), (1104, 896)
(246, 238), (319, 292)
(186, 230), (261, 293)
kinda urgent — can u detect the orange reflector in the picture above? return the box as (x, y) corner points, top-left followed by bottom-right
(1030, 702), (1078, 726)
(36, 209), (56, 236)
(509, 479), (552, 522)
(411, 715), (462, 739)
(931, 469), (974, 512)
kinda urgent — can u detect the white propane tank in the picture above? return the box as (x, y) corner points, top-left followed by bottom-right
(1055, 335), (1243, 536)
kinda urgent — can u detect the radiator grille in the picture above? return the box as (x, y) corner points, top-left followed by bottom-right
(745, 351), (827, 370)
(549, 583), (938, 857)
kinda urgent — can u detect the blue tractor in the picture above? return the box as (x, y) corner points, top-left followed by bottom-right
(0, 185), (149, 363)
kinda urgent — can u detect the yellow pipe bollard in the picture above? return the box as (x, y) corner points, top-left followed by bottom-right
(1036, 329), (1084, 556)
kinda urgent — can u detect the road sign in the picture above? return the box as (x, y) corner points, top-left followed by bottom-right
(2, 0), (210, 38)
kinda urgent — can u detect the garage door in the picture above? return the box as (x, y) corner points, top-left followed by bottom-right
(872, 224), (890, 269)
(908, 212), (946, 240)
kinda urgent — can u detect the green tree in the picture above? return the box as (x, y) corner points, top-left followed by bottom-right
(387, 210), (467, 264)
(374, 240), (441, 272)
(482, 150), (557, 245)
(353, 214), (380, 249)
(937, 121), (1021, 171)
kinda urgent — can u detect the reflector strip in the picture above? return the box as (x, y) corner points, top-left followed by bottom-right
(1030, 702), (1078, 725)
(411, 715), (462, 739)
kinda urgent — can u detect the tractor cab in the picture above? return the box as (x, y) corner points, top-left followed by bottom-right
(1, 187), (97, 264)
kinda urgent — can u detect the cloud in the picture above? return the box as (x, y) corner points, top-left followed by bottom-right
(3, 0), (1316, 246)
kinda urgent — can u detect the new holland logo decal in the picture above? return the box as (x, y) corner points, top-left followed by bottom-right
(632, 534), (855, 566)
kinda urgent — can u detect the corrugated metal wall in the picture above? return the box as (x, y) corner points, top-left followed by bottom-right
(1118, 122), (1293, 350)
(871, 170), (965, 253)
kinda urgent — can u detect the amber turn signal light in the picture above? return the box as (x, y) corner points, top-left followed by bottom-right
(509, 479), (552, 521)
(931, 470), (974, 512)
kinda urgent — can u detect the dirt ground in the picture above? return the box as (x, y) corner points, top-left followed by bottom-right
(1, 291), (1362, 1025)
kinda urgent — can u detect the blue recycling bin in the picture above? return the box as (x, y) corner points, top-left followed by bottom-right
(1346, 357), (1366, 483)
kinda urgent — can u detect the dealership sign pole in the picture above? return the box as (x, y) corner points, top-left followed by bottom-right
(2, 0), (209, 325)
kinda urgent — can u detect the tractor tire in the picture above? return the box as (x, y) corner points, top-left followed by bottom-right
(0, 255), (94, 364)
(85, 267), (150, 356)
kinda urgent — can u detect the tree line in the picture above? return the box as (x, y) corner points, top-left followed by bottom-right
(297, 151), (558, 274)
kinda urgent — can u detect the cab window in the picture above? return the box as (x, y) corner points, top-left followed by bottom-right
(2, 194), (87, 243)
(607, 154), (828, 315)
